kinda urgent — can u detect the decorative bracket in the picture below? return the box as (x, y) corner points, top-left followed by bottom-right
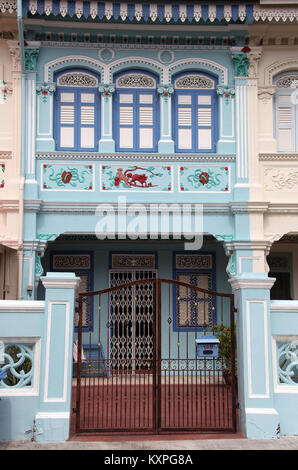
(35, 234), (59, 278)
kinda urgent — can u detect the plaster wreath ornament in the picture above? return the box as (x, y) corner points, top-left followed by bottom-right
(36, 82), (56, 103)
(0, 80), (12, 103)
(98, 83), (115, 102)
(157, 84), (174, 102)
(217, 86), (235, 104)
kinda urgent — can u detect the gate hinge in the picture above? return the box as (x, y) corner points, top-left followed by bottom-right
(72, 407), (78, 414)
(234, 307), (238, 313)
(236, 402), (240, 409)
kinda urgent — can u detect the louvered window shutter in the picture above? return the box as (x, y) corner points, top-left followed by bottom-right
(79, 91), (97, 149)
(118, 92), (134, 149)
(56, 89), (98, 151)
(197, 94), (213, 151)
(116, 90), (156, 151)
(138, 93), (154, 150)
(276, 93), (295, 151)
(176, 92), (215, 152)
(58, 92), (75, 148)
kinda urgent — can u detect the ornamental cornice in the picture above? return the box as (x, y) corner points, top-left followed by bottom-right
(25, 201), (234, 215)
(267, 204), (298, 214)
(21, 2), (298, 23)
(35, 152), (236, 163)
(259, 153), (298, 161)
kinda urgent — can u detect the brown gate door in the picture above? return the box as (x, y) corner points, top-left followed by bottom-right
(75, 278), (237, 434)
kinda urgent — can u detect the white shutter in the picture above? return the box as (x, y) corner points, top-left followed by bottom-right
(81, 127), (95, 148)
(60, 127), (74, 148)
(277, 94), (294, 151)
(139, 107), (153, 126)
(198, 129), (212, 149)
(198, 108), (212, 127)
(79, 91), (96, 149)
(177, 95), (192, 150)
(60, 105), (74, 124)
(197, 94), (213, 150)
(59, 102), (75, 147)
(120, 128), (133, 148)
(178, 129), (192, 149)
(120, 106), (134, 125)
(81, 106), (95, 125)
(178, 108), (192, 126)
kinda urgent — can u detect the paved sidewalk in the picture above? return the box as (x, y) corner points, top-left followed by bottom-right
(0, 436), (298, 450)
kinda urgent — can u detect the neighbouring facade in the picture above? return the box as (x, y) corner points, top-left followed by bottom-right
(0, 7), (23, 301)
(0, 0), (298, 442)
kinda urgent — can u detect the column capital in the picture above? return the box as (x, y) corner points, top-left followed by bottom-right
(7, 40), (21, 74)
(229, 274), (276, 291)
(24, 43), (40, 73)
(230, 48), (250, 78)
(247, 47), (263, 79)
(41, 272), (80, 290)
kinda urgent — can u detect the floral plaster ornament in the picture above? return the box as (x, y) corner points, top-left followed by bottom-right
(0, 80), (12, 103)
(36, 83), (56, 103)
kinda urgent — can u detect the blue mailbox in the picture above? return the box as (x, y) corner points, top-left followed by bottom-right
(195, 335), (220, 358)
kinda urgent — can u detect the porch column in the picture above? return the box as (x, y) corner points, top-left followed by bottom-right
(35, 272), (80, 442)
(23, 43), (40, 201)
(229, 264), (280, 438)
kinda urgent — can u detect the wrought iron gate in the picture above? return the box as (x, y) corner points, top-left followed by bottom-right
(75, 278), (237, 434)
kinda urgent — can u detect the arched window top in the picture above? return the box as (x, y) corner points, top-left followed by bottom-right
(56, 70), (99, 88)
(115, 72), (156, 89)
(174, 73), (216, 90)
(274, 71), (298, 89)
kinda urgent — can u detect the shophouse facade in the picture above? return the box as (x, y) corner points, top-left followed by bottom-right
(0, 1), (298, 441)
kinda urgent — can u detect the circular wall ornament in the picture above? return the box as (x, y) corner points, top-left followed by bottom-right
(158, 50), (174, 64)
(98, 48), (115, 62)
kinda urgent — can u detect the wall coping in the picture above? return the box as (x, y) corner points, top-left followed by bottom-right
(270, 300), (298, 312)
(0, 300), (45, 313)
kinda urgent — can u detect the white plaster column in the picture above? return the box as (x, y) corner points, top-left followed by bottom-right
(98, 84), (115, 153)
(258, 86), (277, 153)
(157, 85), (175, 153)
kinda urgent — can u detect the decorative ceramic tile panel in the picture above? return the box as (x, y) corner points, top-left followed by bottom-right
(0, 163), (5, 188)
(42, 163), (94, 190)
(179, 165), (230, 192)
(100, 164), (173, 192)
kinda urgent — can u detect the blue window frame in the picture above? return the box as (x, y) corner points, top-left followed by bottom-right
(50, 251), (94, 332)
(173, 72), (218, 153)
(54, 69), (100, 151)
(172, 251), (216, 332)
(114, 71), (159, 152)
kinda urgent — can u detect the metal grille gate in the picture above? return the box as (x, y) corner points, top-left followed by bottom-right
(75, 278), (237, 434)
